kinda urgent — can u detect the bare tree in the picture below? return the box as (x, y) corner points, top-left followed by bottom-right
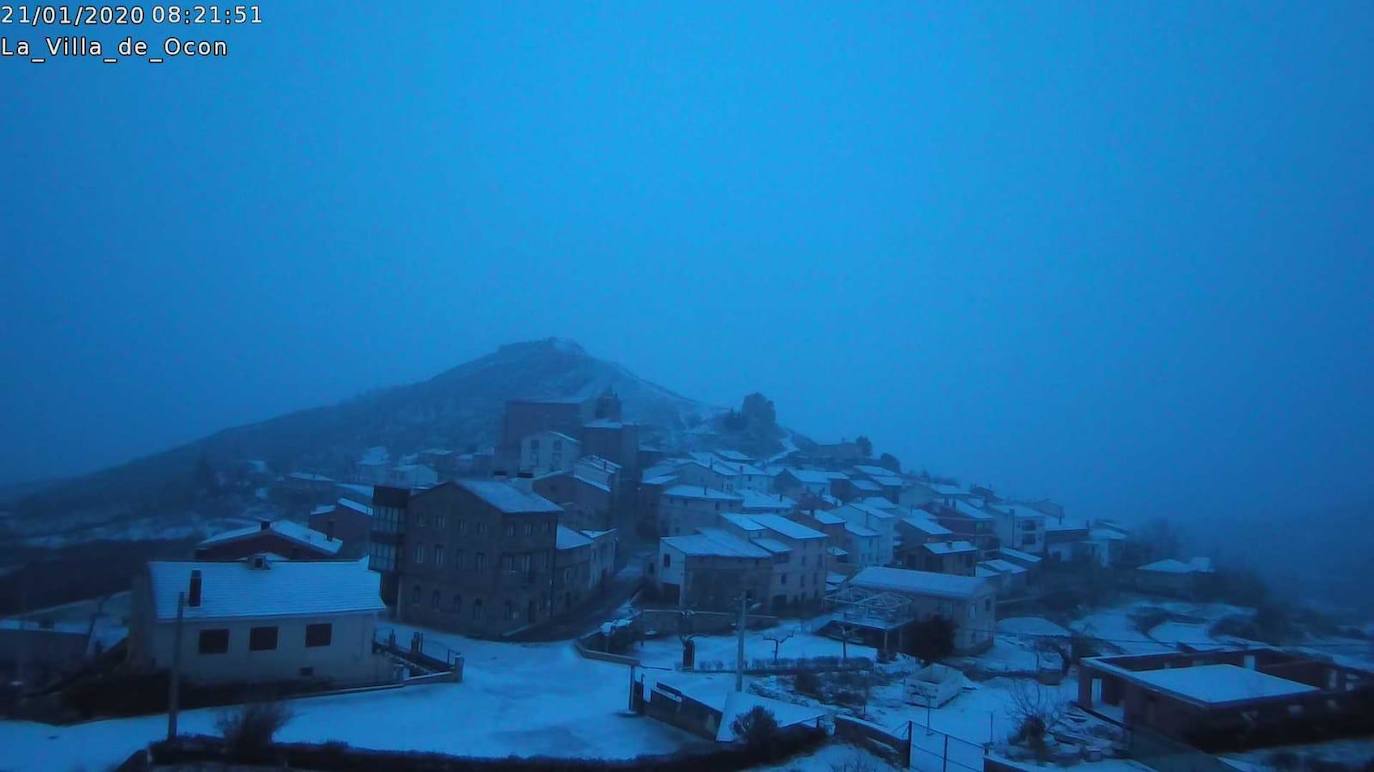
(1007, 680), (1068, 759)
(762, 625), (798, 663)
(835, 622), (860, 662)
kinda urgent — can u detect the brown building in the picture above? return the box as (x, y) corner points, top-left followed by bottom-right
(308, 498), (373, 557)
(396, 479), (564, 637)
(194, 519), (343, 562)
(1078, 649), (1374, 751)
(498, 399), (591, 471)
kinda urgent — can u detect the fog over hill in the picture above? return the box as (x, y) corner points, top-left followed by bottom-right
(3, 338), (718, 540)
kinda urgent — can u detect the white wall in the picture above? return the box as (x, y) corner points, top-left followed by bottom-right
(141, 612), (387, 686)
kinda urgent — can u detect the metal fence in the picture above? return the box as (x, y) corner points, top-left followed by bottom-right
(909, 722), (984, 772)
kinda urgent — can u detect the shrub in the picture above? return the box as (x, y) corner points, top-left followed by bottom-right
(794, 670), (820, 696)
(731, 705), (779, 749)
(216, 699), (294, 759)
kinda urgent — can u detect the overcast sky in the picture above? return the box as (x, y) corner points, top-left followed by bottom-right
(2, 2), (1371, 523)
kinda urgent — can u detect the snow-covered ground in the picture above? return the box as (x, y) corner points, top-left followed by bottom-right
(634, 623), (877, 671)
(1224, 738), (1374, 771)
(0, 624), (708, 771)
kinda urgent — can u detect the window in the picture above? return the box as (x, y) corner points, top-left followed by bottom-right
(434, 544), (445, 567)
(431, 590), (441, 609)
(505, 523), (515, 537)
(453, 549), (464, 569)
(305, 623), (332, 648)
(456, 520), (465, 535)
(523, 523), (532, 536)
(502, 554), (515, 572)
(198, 629), (229, 655)
(780, 573), (788, 585)
(451, 594), (462, 613)
(414, 544), (425, 564)
(477, 522), (488, 536)
(415, 511), (427, 527)
(249, 626), (278, 651)
(475, 552), (486, 570)
(505, 600), (514, 620)
(546, 522), (554, 534)
(410, 584), (420, 604)
(434, 513), (446, 529)
(519, 553), (531, 572)
(472, 598), (483, 620)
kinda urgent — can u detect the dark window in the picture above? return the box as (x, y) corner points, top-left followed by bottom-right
(198, 628), (229, 654)
(473, 598), (483, 620)
(410, 584), (420, 604)
(299, 666), (315, 677)
(663, 554), (671, 568)
(305, 623), (332, 647)
(451, 594), (462, 613)
(249, 626), (279, 651)
(431, 590), (441, 609)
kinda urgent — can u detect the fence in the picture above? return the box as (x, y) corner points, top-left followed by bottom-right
(833, 714), (984, 771)
(689, 655), (873, 676)
(373, 629), (463, 683)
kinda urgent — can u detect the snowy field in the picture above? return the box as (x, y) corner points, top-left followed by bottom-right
(0, 624), (708, 772)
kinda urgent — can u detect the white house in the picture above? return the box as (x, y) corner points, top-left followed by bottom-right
(129, 557), (389, 687)
(986, 503), (1046, 554)
(657, 485), (743, 536)
(519, 430), (581, 476)
(719, 513), (828, 607)
(832, 502), (897, 565)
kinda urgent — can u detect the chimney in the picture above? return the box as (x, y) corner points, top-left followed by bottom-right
(259, 518), (271, 532)
(326, 518), (336, 541)
(188, 569), (203, 607)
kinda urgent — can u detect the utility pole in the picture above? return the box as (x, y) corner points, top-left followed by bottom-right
(167, 591), (185, 742)
(735, 592), (747, 692)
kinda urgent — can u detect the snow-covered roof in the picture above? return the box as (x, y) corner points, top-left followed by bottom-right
(849, 479), (882, 492)
(851, 566), (991, 600)
(1138, 558), (1214, 574)
(736, 490), (795, 511)
(572, 474), (612, 494)
(584, 419), (624, 429)
(663, 485), (743, 502)
(720, 513), (766, 533)
(713, 450), (752, 463)
(1045, 518), (1091, 533)
(1127, 664), (1317, 705)
(643, 474), (679, 486)
(979, 559), (1027, 575)
(783, 468), (833, 484)
(857, 497), (900, 511)
(146, 558), (384, 622)
(457, 480), (562, 514)
(662, 529), (768, 559)
(198, 520), (342, 556)
(843, 521), (880, 538)
(997, 547), (1041, 564)
(287, 472), (334, 483)
(900, 516), (953, 537)
(941, 499), (991, 520)
(807, 511), (845, 526)
(753, 537), (792, 554)
(577, 454), (621, 472)
(745, 513), (826, 540)
(556, 525), (593, 550)
(851, 465), (892, 478)
(997, 617), (1072, 637)
(850, 502), (897, 520)
(322, 497), (373, 517)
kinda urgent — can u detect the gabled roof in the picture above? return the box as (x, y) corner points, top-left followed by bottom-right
(556, 525), (593, 550)
(662, 529), (768, 558)
(843, 521), (880, 538)
(782, 468), (833, 484)
(737, 490), (796, 511)
(1138, 557), (1214, 574)
(851, 566), (991, 600)
(979, 559), (1028, 575)
(753, 537), (792, 554)
(663, 485), (743, 502)
(198, 520), (342, 556)
(456, 480), (562, 514)
(745, 513), (826, 540)
(146, 558), (384, 622)
(899, 516), (953, 537)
